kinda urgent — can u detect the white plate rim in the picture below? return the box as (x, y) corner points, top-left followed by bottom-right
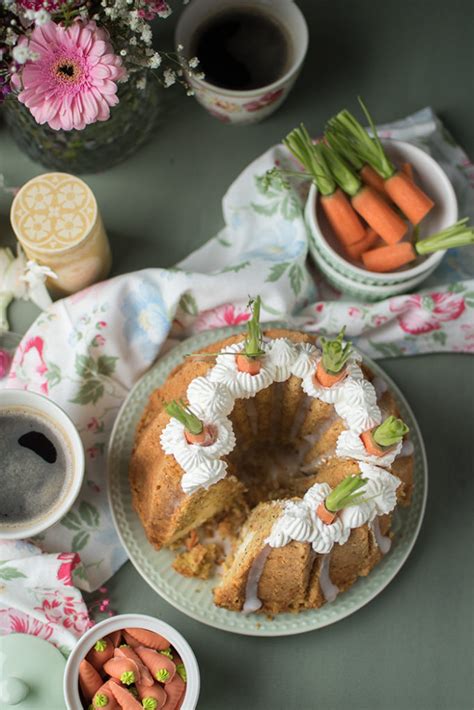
(107, 323), (428, 637)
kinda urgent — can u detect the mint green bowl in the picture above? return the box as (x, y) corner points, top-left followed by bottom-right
(306, 139), (458, 288)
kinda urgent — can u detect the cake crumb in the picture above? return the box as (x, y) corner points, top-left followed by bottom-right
(173, 543), (223, 579)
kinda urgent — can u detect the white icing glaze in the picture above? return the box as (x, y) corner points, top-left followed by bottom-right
(336, 429), (402, 467)
(371, 517), (392, 554)
(243, 544), (271, 614)
(209, 341), (275, 398)
(187, 377), (234, 417)
(318, 553), (339, 603)
(358, 462), (401, 516)
(266, 500), (315, 548)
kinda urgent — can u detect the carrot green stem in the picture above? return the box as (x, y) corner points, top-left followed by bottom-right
(320, 327), (352, 375)
(243, 296), (265, 359)
(415, 218), (474, 254)
(283, 125), (336, 196)
(325, 129), (364, 171)
(372, 416), (409, 447)
(325, 475), (367, 513)
(318, 143), (361, 197)
(327, 99), (395, 180)
(165, 399), (203, 435)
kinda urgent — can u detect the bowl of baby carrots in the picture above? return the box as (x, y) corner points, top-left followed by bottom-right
(64, 613), (200, 710)
(265, 99), (472, 300)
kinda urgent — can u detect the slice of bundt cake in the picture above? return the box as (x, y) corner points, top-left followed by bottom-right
(129, 297), (413, 614)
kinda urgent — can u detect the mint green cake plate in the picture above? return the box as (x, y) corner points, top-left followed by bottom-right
(108, 324), (427, 637)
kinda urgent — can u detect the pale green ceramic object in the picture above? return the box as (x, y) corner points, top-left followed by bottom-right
(0, 634), (66, 708)
(108, 324), (427, 637)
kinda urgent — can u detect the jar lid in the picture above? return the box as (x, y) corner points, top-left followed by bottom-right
(0, 633), (66, 708)
(10, 173), (98, 255)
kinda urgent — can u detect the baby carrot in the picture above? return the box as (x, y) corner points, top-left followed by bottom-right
(284, 125), (366, 246)
(384, 170), (434, 225)
(402, 162), (414, 181)
(359, 163), (386, 194)
(320, 143), (407, 244)
(345, 227), (379, 260)
(362, 242), (416, 272)
(362, 219), (474, 272)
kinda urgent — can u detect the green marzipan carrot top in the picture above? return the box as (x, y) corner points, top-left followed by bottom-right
(142, 699), (158, 710)
(242, 296), (265, 359)
(165, 399), (203, 435)
(325, 475), (367, 513)
(94, 638), (108, 652)
(373, 416), (409, 447)
(320, 327), (352, 375)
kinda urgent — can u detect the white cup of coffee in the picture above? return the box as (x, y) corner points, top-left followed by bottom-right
(0, 389), (84, 539)
(176, 0), (309, 124)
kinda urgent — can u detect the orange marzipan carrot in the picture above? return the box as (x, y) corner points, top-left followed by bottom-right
(109, 681), (143, 710)
(351, 185), (407, 244)
(362, 242), (416, 272)
(317, 501), (337, 525)
(360, 430), (387, 457)
(345, 227), (379, 260)
(384, 171), (434, 225)
(184, 425), (216, 446)
(314, 360), (347, 388)
(360, 163), (386, 193)
(402, 162), (414, 181)
(79, 660), (103, 702)
(236, 353), (262, 375)
(320, 187), (366, 246)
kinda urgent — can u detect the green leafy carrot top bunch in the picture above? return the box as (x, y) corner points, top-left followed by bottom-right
(264, 98), (473, 273)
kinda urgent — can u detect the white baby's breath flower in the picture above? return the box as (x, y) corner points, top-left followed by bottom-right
(34, 8), (51, 24)
(12, 44), (31, 64)
(148, 52), (161, 69)
(141, 25), (152, 43)
(189, 56), (199, 68)
(136, 76), (147, 90)
(177, 43), (184, 51)
(163, 68), (176, 87)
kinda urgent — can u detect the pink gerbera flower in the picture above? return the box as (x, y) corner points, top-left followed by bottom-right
(14, 20), (126, 131)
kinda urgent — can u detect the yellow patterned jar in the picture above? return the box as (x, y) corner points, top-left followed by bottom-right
(11, 173), (112, 296)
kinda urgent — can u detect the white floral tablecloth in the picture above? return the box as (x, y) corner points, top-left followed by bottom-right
(0, 107), (473, 649)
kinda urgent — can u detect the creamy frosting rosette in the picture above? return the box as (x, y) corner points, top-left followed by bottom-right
(187, 376), (235, 418)
(301, 359), (363, 404)
(291, 342), (320, 379)
(209, 342), (276, 398)
(336, 429), (402, 466)
(334, 378), (382, 433)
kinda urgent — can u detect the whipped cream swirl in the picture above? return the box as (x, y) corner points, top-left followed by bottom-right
(209, 342), (275, 398)
(336, 429), (402, 467)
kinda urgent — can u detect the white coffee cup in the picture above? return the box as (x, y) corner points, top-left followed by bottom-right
(0, 389), (84, 539)
(176, 0), (309, 125)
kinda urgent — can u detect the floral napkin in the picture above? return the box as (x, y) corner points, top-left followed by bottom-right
(1, 107), (473, 648)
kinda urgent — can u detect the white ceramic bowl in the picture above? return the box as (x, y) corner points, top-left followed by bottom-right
(64, 614), (200, 710)
(311, 236), (439, 302)
(0, 389), (84, 539)
(306, 139), (458, 286)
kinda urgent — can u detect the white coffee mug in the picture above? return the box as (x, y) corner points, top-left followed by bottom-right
(0, 389), (84, 539)
(176, 0), (309, 125)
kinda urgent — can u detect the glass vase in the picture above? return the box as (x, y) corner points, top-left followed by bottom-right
(3, 71), (159, 174)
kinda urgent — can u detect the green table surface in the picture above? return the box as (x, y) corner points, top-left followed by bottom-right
(1, 1), (473, 708)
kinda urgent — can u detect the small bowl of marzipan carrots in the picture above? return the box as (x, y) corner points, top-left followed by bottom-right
(263, 99), (473, 300)
(64, 613), (200, 710)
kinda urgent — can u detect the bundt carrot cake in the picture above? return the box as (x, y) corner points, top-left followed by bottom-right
(129, 298), (413, 615)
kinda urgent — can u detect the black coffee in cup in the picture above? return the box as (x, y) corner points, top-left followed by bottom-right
(190, 7), (292, 91)
(0, 407), (73, 528)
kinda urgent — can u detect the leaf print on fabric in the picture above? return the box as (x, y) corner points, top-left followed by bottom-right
(61, 500), (100, 552)
(266, 262), (290, 282)
(179, 293), (198, 316)
(251, 175), (301, 221)
(96, 355), (118, 377)
(0, 565), (27, 581)
(45, 361), (61, 388)
(289, 263), (304, 296)
(368, 341), (405, 358)
(219, 261), (251, 274)
(70, 379), (104, 405)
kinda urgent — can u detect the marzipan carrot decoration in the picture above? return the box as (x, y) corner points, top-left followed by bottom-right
(165, 400), (216, 446)
(86, 637), (114, 671)
(109, 681), (143, 710)
(362, 218), (474, 272)
(107, 630), (122, 647)
(330, 99), (434, 225)
(160, 673), (186, 710)
(319, 142), (408, 244)
(93, 681), (119, 710)
(136, 682), (168, 709)
(317, 475), (367, 525)
(115, 645), (154, 686)
(79, 659), (103, 702)
(361, 416), (409, 457)
(103, 656), (140, 685)
(314, 327), (352, 388)
(235, 296), (265, 374)
(135, 646), (176, 684)
(345, 227), (379, 260)
(284, 125), (366, 247)
(325, 129), (386, 194)
(124, 628), (170, 651)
